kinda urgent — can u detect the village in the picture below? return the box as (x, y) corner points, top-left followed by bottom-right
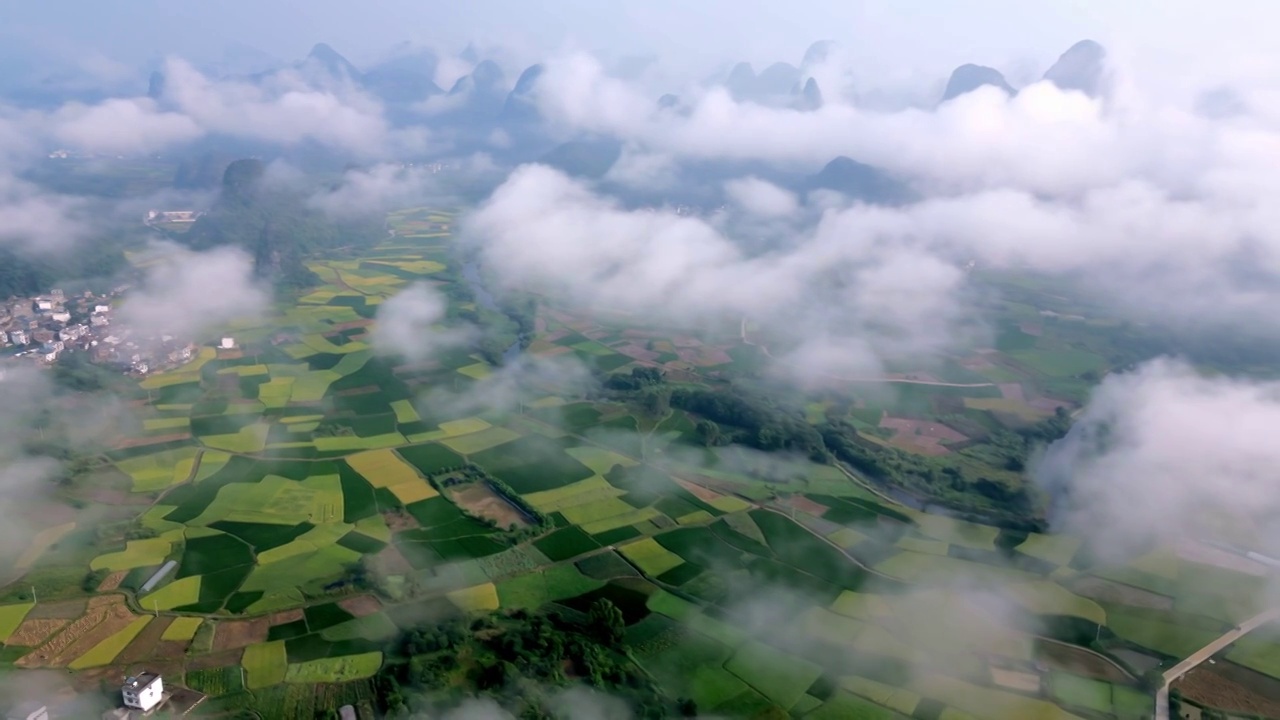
(0, 287), (197, 377)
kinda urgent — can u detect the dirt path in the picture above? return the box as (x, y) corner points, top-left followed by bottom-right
(739, 317), (994, 388)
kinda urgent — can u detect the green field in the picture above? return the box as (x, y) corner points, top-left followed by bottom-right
(284, 652), (383, 683)
(7, 206), (1267, 720)
(243, 641), (289, 689)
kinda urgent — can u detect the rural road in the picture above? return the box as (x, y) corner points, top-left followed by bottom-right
(1154, 607), (1280, 720)
(738, 317), (995, 388)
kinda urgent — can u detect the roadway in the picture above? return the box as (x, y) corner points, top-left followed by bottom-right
(1154, 607), (1280, 720)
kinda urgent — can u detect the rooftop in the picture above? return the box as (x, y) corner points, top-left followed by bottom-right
(123, 672), (160, 689)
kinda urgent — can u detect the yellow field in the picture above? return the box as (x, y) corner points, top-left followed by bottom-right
(440, 426), (522, 455)
(243, 641), (289, 688)
(90, 537), (173, 572)
(144, 576), (202, 611)
(69, 616), (152, 669)
(16, 522), (76, 569)
(348, 450), (438, 503)
(618, 538), (685, 576)
(0, 603), (34, 642)
(456, 363), (493, 380)
(391, 399), (420, 423)
(161, 617), (203, 641)
(438, 417), (491, 436)
(446, 583), (500, 612)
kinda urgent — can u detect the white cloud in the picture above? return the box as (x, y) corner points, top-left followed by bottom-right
(0, 174), (87, 251)
(116, 244), (269, 340)
(371, 282), (475, 364)
(51, 98), (202, 154)
(724, 176), (798, 217)
(1037, 358), (1280, 557)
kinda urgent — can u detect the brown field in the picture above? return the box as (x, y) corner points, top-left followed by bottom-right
(18, 596), (136, 667)
(113, 616), (173, 665)
(997, 383), (1026, 402)
(1176, 666), (1280, 718)
(152, 639), (189, 660)
(1068, 576), (1174, 610)
(447, 482), (532, 530)
(990, 667), (1042, 692)
(98, 572), (127, 594)
(1034, 639), (1132, 682)
(1019, 322), (1044, 336)
(1176, 540), (1270, 577)
(532, 344), (574, 358)
(616, 344), (660, 362)
(676, 347), (733, 367)
(787, 495), (831, 517)
(383, 509), (418, 532)
(211, 618), (269, 652)
(114, 432), (190, 449)
(339, 595), (383, 618)
(336, 386), (380, 397)
(374, 545), (415, 576)
(8, 617), (69, 647)
(674, 478), (727, 504)
(880, 417), (968, 456)
(187, 648), (244, 671)
(268, 608), (304, 626)
(27, 599), (88, 620)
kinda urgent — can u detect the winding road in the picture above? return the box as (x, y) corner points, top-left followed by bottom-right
(1154, 607), (1280, 720)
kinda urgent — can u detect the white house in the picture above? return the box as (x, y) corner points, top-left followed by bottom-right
(8, 330), (28, 346)
(219, 337), (236, 349)
(121, 672), (163, 712)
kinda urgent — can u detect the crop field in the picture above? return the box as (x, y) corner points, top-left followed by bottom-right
(243, 640), (289, 688)
(284, 651), (383, 683)
(17, 209), (1277, 720)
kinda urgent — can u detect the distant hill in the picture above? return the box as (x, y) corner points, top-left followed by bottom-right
(791, 77), (823, 111)
(722, 61), (802, 104)
(172, 152), (231, 190)
(362, 46), (444, 105)
(499, 64), (545, 126)
(538, 138), (623, 179)
(306, 43), (361, 81)
(803, 156), (913, 204)
(940, 64), (1015, 103)
(181, 159), (380, 287)
(1043, 40), (1107, 97)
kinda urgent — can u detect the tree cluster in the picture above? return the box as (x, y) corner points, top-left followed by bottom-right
(374, 603), (678, 719)
(180, 159), (382, 289)
(670, 387), (826, 458)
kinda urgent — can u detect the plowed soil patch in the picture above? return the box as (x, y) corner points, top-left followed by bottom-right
(114, 616), (172, 665)
(268, 608), (304, 626)
(98, 571), (128, 592)
(339, 595), (383, 618)
(27, 599), (87, 620)
(188, 648), (245, 671)
(8, 618), (69, 647)
(1176, 667), (1280, 718)
(212, 618), (269, 652)
(19, 597), (136, 668)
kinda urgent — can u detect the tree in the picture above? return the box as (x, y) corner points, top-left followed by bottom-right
(587, 598), (625, 647)
(695, 419), (721, 447)
(678, 698), (698, 717)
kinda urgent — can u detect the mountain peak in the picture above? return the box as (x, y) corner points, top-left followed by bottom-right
(940, 64), (1015, 103)
(1043, 39), (1107, 97)
(307, 43), (359, 78)
(791, 77), (823, 111)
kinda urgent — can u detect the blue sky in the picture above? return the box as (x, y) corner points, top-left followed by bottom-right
(4, 0), (1269, 82)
